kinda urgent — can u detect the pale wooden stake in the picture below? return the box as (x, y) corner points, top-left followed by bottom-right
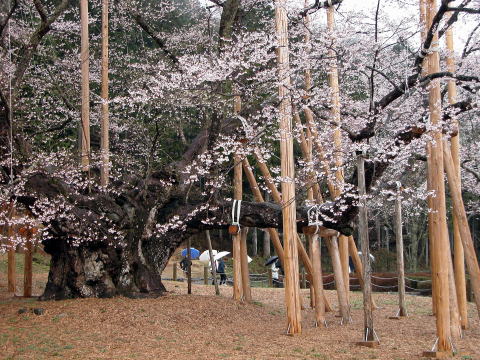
(206, 230), (220, 296)
(23, 230), (33, 297)
(310, 234), (326, 326)
(425, 0), (452, 352)
(240, 228), (252, 302)
(7, 222), (15, 294)
(357, 153), (377, 343)
(100, 0), (110, 186)
(274, 0), (302, 334)
(187, 239), (192, 294)
(394, 191), (407, 317)
(80, 0), (90, 171)
(232, 153), (243, 301)
(327, 237), (350, 324)
(443, 143), (480, 318)
(445, 14), (468, 330)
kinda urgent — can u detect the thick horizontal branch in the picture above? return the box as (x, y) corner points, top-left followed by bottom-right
(133, 13), (180, 67)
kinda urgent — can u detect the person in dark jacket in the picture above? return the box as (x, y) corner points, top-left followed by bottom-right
(217, 258), (227, 285)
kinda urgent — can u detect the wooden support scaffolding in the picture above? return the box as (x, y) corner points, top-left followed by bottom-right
(80, 0), (90, 171)
(443, 144), (480, 318)
(445, 14), (468, 330)
(394, 188), (407, 317)
(232, 153), (243, 301)
(423, 0), (452, 354)
(240, 228), (252, 302)
(274, 0), (302, 334)
(356, 153), (379, 347)
(100, 0), (110, 186)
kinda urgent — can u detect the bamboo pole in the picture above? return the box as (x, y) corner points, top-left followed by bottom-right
(23, 229), (33, 297)
(100, 0), (109, 186)
(274, 0), (302, 334)
(445, 14), (468, 330)
(80, 0), (90, 171)
(443, 143), (480, 318)
(232, 153), (243, 301)
(357, 153), (377, 342)
(424, 0), (452, 352)
(394, 191), (407, 317)
(240, 228), (252, 302)
(206, 230), (220, 296)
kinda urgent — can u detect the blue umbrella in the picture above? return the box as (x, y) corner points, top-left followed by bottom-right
(181, 248), (200, 259)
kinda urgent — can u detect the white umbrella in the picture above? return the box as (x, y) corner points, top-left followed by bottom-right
(214, 251), (230, 261)
(199, 249), (217, 265)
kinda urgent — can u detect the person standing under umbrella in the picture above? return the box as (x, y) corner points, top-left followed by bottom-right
(217, 258), (227, 285)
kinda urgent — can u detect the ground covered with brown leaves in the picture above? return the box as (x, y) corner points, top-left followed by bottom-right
(1, 278), (479, 360)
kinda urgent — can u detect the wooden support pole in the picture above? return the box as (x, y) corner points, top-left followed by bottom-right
(310, 234), (326, 326)
(187, 239), (192, 294)
(447, 254), (462, 340)
(327, 237), (350, 323)
(206, 230), (220, 296)
(233, 153), (243, 301)
(7, 222), (15, 294)
(274, 0), (302, 334)
(240, 228), (252, 302)
(79, 0), (90, 171)
(394, 190), (407, 317)
(100, 0), (110, 186)
(445, 14), (468, 330)
(357, 153), (378, 344)
(23, 229), (33, 297)
(443, 143), (480, 318)
(424, 0), (452, 352)
(173, 262), (177, 281)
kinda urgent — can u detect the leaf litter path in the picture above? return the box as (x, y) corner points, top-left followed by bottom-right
(0, 280), (479, 360)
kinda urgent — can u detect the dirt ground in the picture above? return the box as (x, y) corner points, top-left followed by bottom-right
(1, 276), (479, 360)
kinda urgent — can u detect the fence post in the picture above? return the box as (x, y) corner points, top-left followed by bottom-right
(173, 262), (177, 281)
(204, 266), (208, 285)
(268, 268), (273, 287)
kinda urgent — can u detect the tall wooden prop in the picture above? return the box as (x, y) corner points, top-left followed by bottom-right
(206, 230), (220, 296)
(100, 0), (110, 186)
(357, 153), (379, 346)
(7, 216), (15, 293)
(187, 239), (192, 295)
(240, 228), (252, 302)
(445, 16), (468, 329)
(274, 0), (302, 334)
(80, 0), (91, 171)
(443, 145), (480, 318)
(23, 229), (33, 297)
(424, 0), (452, 354)
(327, 236), (350, 323)
(327, 5), (349, 296)
(394, 188), (407, 317)
(232, 154), (243, 301)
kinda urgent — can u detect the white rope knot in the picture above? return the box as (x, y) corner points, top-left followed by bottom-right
(307, 205), (322, 234)
(231, 200), (242, 228)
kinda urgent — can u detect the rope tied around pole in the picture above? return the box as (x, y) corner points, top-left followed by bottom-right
(229, 200), (242, 235)
(307, 204), (322, 234)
